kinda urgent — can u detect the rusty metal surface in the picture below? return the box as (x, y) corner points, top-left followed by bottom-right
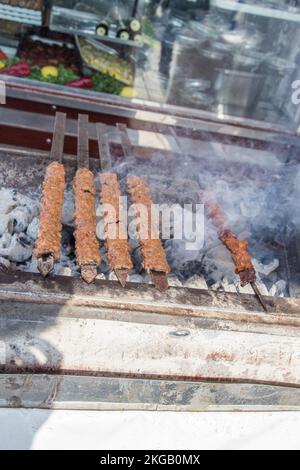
(96, 123), (112, 171)
(1, 374), (300, 411)
(117, 123), (133, 158)
(2, 82), (300, 155)
(77, 114), (90, 169)
(0, 271), (300, 390)
(0, 275), (300, 388)
(50, 112), (66, 163)
(0, 271), (300, 327)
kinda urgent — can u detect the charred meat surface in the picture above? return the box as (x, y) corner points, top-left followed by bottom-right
(219, 229), (256, 286)
(34, 161), (65, 261)
(73, 168), (101, 279)
(127, 176), (170, 274)
(204, 198), (256, 286)
(100, 173), (133, 271)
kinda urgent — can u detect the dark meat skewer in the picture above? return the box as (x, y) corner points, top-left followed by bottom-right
(34, 112), (66, 277)
(204, 195), (267, 312)
(127, 176), (170, 292)
(74, 114), (101, 283)
(100, 173), (133, 287)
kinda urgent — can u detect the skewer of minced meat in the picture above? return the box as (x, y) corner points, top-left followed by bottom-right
(34, 161), (65, 276)
(203, 194), (267, 311)
(100, 173), (133, 286)
(204, 197), (256, 286)
(74, 168), (101, 283)
(127, 176), (170, 291)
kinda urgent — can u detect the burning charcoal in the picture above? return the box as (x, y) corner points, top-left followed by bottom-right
(0, 256), (10, 272)
(0, 214), (14, 236)
(128, 274), (144, 283)
(61, 225), (75, 257)
(238, 275), (269, 296)
(62, 267), (72, 277)
(99, 260), (110, 275)
(184, 275), (208, 290)
(269, 280), (287, 297)
(178, 259), (205, 280)
(219, 278), (238, 293)
(108, 271), (118, 281)
(10, 206), (33, 233)
(96, 273), (106, 280)
(22, 258), (39, 274)
(0, 233), (33, 263)
(210, 282), (224, 292)
(0, 233), (12, 250)
(54, 266), (72, 277)
(129, 245), (144, 274)
(237, 283), (255, 295)
(26, 217), (39, 241)
(168, 276), (183, 287)
(0, 189), (17, 214)
(253, 258), (279, 277)
(16, 194), (39, 219)
(62, 192), (75, 226)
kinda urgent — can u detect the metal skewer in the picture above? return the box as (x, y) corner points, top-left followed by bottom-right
(251, 281), (268, 313)
(38, 254), (55, 278)
(115, 268), (128, 288)
(76, 114), (99, 284)
(150, 271), (169, 292)
(81, 264), (98, 285)
(37, 112), (66, 278)
(97, 125), (131, 288)
(117, 123), (133, 159)
(201, 193), (268, 312)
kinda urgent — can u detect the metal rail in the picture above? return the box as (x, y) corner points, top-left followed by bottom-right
(2, 374), (300, 411)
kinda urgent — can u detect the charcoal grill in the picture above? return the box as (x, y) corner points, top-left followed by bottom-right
(1, 78), (300, 411)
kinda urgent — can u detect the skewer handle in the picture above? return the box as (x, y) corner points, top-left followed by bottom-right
(77, 114), (90, 169)
(51, 112), (66, 163)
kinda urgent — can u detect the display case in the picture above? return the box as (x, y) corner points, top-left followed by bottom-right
(0, 0), (300, 135)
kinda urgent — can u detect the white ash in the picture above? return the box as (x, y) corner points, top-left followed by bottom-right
(96, 273), (106, 280)
(168, 275), (183, 287)
(211, 278), (237, 294)
(129, 273), (147, 284)
(269, 280), (288, 297)
(114, 138), (298, 298)
(62, 191), (75, 226)
(0, 189), (37, 264)
(0, 256), (10, 271)
(27, 217), (39, 241)
(0, 233), (33, 263)
(253, 258), (279, 277)
(0, 233), (12, 250)
(58, 267), (72, 277)
(108, 271), (118, 282)
(0, 182), (290, 298)
(0, 215), (14, 237)
(10, 207), (33, 233)
(0, 189), (17, 214)
(184, 275), (208, 290)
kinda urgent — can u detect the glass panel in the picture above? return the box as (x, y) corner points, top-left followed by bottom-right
(131, 0), (300, 131)
(1, 0), (300, 132)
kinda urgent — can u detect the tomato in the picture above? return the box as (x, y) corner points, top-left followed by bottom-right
(0, 50), (8, 61)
